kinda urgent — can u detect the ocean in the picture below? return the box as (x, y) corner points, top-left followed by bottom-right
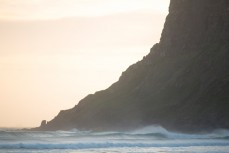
(0, 126), (229, 153)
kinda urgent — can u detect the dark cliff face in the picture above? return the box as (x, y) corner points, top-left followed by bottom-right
(36, 0), (229, 132)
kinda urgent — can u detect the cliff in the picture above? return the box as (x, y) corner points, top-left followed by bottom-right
(35, 0), (229, 132)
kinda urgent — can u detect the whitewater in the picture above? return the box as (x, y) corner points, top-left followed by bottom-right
(0, 126), (229, 153)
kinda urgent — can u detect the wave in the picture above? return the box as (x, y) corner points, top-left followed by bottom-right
(1, 126), (229, 140)
(1, 126), (229, 150)
(91, 126), (229, 139)
(132, 126), (229, 139)
(92, 131), (167, 139)
(0, 129), (91, 139)
(0, 141), (229, 149)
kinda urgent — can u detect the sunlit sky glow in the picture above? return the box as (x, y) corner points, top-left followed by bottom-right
(0, 0), (169, 127)
(0, 0), (168, 20)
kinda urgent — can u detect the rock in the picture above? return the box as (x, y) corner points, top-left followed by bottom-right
(40, 120), (47, 127)
(34, 0), (229, 132)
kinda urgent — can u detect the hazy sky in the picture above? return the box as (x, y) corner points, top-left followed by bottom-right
(0, 0), (169, 127)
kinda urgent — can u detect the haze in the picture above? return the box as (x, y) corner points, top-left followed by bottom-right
(0, 0), (169, 127)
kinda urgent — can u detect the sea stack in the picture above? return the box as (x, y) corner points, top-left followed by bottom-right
(40, 120), (47, 128)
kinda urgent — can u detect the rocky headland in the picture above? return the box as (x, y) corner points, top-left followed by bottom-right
(33, 0), (229, 133)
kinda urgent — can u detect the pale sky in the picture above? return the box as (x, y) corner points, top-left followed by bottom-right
(0, 0), (169, 127)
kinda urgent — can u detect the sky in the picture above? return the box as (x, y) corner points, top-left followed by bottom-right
(0, 0), (169, 128)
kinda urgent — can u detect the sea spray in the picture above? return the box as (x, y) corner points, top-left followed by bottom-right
(0, 126), (229, 152)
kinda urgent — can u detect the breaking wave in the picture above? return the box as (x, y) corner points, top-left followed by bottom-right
(0, 126), (229, 150)
(91, 125), (229, 139)
(1, 126), (229, 139)
(0, 141), (229, 149)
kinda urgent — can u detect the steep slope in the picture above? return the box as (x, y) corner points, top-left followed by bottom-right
(36, 0), (229, 132)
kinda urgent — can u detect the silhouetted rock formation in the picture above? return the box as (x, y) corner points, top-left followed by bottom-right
(35, 0), (229, 132)
(40, 120), (47, 128)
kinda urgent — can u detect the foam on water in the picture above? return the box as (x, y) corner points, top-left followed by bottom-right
(93, 125), (229, 139)
(0, 140), (229, 149)
(0, 126), (229, 151)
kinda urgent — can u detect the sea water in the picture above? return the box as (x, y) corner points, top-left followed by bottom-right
(0, 126), (229, 153)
